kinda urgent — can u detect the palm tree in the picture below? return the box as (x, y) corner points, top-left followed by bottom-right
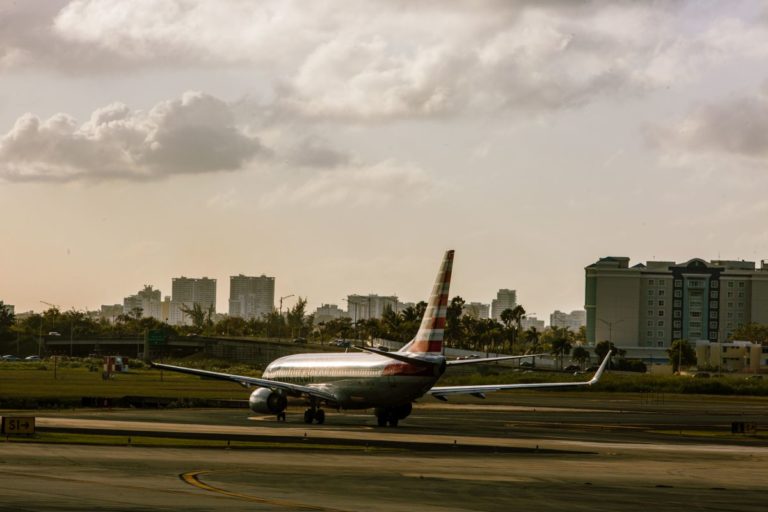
(524, 326), (540, 352)
(571, 345), (590, 368)
(547, 326), (573, 370)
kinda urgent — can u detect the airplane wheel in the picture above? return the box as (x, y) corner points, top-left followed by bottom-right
(303, 409), (315, 424)
(315, 409), (325, 424)
(388, 416), (399, 428)
(277, 412), (286, 422)
(376, 413), (387, 427)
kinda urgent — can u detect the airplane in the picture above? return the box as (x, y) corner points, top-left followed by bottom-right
(152, 250), (612, 427)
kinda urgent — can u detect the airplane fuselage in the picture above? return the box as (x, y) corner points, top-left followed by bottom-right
(262, 352), (445, 409)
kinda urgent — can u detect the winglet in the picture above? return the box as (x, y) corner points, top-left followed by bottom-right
(587, 350), (612, 385)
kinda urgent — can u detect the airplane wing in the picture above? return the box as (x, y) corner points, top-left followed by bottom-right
(428, 351), (612, 400)
(150, 362), (338, 403)
(446, 353), (547, 366)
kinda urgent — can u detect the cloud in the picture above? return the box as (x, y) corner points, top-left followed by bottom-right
(259, 161), (431, 208)
(5, 1), (764, 120)
(283, 136), (351, 168)
(0, 92), (267, 182)
(648, 88), (768, 166)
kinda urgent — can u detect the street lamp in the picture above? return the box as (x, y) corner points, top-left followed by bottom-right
(598, 317), (624, 344)
(279, 294), (294, 315)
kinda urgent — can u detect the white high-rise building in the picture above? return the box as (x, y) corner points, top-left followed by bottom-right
(229, 274), (275, 320)
(346, 294), (398, 321)
(491, 289), (517, 321)
(521, 316), (545, 331)
(123, 285), (162, 319)
(462, 302), (490, 319)
(314, 304), (346, 324)
(170, 277), (217, 326)
(550, 310), (586, 332)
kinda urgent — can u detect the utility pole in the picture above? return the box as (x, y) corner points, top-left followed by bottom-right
(279, 294), (294, 315)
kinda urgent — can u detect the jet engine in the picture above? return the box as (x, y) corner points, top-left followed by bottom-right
(249, 387), (287, 414)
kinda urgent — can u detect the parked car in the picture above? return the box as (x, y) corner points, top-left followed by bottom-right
(48, 331), (61, 336)
(24, 355), (41, 361)
(1, 354), (20, 361)
(333, 339), (351, 348)
(292, 337), (307, 344)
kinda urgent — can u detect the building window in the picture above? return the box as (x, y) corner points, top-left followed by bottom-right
(648, 279), (655, 285)
(689, 280), (703, 288)
(658, 310), (665, 317)
(674, 290), (682, 298)
(658, 300), (665, 306)
(648, 310), (654, 316)
(674, 310), (682, 318)
(727, 291), (733, 298)
(658, 320), (664, 327)
(657, 341), (664, 347)
(728, 302), (733, 308)
(648, 290), (654, 296)
(710, 291), (718, 299)
(673, 320), (681, 328)
(739, 282), (745, 288)
(691, 311), (701, 317)
(648, 300), (654, 306)
(738, 292), (744, 298)
(647, 320), (653, 327)
(710, 301), (718, 309)
(709, 331), (718, 339)
(657, 331), (664, 338)
(647, 330), (653, 337)
(658, 290), (665, 296)
(711, 311), (718, 319)
(674, 300), (681, 308)
(728, 312), (733, 318)
(674, 279), (682, 287)
(709, 321), (718, 329)
(738, 302), (744, 308)
(728, 281), (734, 288)
(711, 280), (719, 289)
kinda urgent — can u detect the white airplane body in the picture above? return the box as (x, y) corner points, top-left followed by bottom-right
(154, 250), (611, 427)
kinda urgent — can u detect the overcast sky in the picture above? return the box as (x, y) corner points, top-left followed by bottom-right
(2, 0), (768, 320)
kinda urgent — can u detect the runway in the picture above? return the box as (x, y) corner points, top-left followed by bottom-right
(2, 393), (767, 511)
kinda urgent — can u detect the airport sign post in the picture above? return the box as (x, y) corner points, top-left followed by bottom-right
(145, 329), (167, 361)
(1, 416), (35, 436)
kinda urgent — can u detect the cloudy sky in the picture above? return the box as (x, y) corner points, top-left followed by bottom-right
(2, 0), (768, 320)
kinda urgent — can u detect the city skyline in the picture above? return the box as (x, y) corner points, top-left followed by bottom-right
(2, 2), (768, 322)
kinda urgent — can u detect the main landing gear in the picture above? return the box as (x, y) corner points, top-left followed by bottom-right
(303, 406), (325, 424)
(375, 403), (412, 427)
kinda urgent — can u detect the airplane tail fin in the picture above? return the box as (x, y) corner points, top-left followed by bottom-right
(399, 250), (454, 354)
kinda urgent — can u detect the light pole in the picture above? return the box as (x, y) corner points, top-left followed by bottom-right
(598, 317), (624, 345)
(279, 294), (294, 315)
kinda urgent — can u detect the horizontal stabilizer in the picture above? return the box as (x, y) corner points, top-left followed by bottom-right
(355, 346), (439, 368)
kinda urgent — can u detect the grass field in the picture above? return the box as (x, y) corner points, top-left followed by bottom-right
(0, 364), (249, 401)
(2, 359), (768, 408)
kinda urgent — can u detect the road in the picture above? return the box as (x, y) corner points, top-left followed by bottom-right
(1, 392), (766, 511)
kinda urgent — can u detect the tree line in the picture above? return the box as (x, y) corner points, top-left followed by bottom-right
(4, 299), (763, 368)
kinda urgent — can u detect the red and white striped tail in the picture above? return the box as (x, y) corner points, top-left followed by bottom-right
(399, 250), (454, 354)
